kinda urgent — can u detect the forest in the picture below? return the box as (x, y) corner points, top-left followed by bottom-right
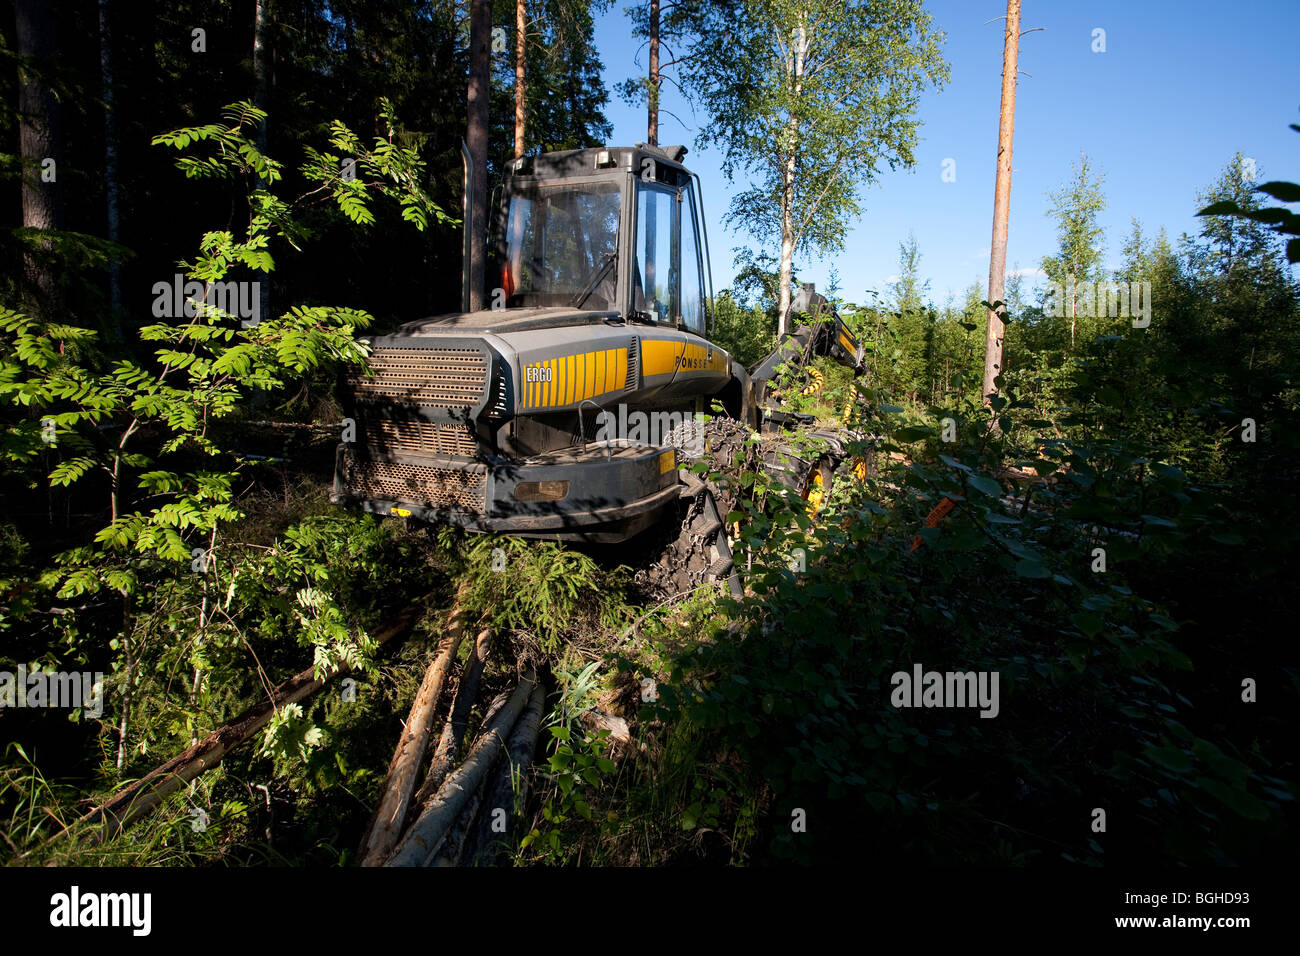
(0, 0), (1295, 881)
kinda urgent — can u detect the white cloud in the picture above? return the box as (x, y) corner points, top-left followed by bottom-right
(1008, 267), (1046, 279)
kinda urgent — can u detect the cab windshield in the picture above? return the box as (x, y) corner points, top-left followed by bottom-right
(503, 182), (621, 309)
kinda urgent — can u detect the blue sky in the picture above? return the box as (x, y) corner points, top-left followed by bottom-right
(591, 0), (1299, 308)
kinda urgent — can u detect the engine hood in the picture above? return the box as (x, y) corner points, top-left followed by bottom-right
(391, 306), (627, 338)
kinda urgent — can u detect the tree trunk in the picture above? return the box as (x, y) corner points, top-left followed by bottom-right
(386, 673), (537, 866)
(253, 0), (273, 330)
(16, 0), (65, 313)
(982, 0), (1021, 413)
(358, 584), (473, 867)
(466, 0), (492, 312)
(43, 601), (429, 851)
(414, 626), (492, 807)
(647, 0), (660, 146)
(98, 0), (121, 330)
(465, 679), (546, 866)
(777, 22), (807, 338)
(514, 0), (526, 159)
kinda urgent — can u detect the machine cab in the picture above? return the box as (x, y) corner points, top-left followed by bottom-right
(495, 144), (714, 337)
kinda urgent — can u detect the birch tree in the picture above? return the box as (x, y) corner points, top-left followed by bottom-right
(683, 0), (948, 335)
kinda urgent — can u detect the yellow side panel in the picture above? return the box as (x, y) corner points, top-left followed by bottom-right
(616, 347), (627, 389)
(641, 338), (684, 378)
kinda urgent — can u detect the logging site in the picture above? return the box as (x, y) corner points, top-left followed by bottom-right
(0, 0), (1295, 930)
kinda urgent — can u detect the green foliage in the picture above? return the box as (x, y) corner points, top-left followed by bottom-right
(517, 723), (617, 863)
(0, 101), (447, 863)
(711, 290), (776, 368)
(681, 0), (948, 322)
(639, 338), (1297, 863)
(461, 535), (632, 655)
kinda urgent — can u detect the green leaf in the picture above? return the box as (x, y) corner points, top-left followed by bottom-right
(1096, 385), (1122, 407)
(1255, 180), (1300, 202)
(1014, 559), (1050, 579)
(1070, 611), (1102, 637)
(1196, 778), (1270, 820)
(1146, 746), (1194, 774)
(967, 475), (1001, 497)
(1197, 200), (1241, 216)
(1140, 514), (1176, 528)
(893, 426), (931, 442)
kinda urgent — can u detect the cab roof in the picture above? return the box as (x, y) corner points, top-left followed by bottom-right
(505, 143), (693, 183)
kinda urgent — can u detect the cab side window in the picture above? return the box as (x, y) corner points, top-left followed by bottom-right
(679, 182), (705, 334)
(636, 185), (677, 324)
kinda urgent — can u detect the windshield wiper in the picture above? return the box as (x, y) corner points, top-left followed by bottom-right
(570, 249), (617, 309)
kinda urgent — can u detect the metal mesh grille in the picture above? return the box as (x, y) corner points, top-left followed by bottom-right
(341, 450), (487, 512)
(627, 337), (639, 391)
(350, 346), (488, 411)
(366, 420), (477, 458)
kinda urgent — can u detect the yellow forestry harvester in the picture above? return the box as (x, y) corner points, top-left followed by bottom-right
(331, 144), (869, 591)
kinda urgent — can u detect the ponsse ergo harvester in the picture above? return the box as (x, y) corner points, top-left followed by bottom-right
(331, 144), (868, 594)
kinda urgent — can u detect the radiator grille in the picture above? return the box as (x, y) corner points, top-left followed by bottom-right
(350, 346), (488, 413)
(366, 420), (477, 458)
(341, 450), (487, 512)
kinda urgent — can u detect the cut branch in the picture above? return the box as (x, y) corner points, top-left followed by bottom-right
(386, 672), (537, 867)
(465, 678), (546, 866)
(358, 582), (474, 867)
(42, 599), (430, 851)
(413, 626), (492, 808)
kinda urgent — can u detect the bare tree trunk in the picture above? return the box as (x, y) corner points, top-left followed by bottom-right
(982, 0), (1021, 413)
(387, 673), (537, 867)
(776, 22), (807, 338)
(359, 584), (473, 866)
(98, 0), (121, 331)
(514, 0), (526, 159)
(647, 0), (660, 146)
(16, 0), (65, 313)
(414, 626), (491, 807)
(253, 0), (273, 332)
(466, 0), (492, 312)
(465, 679), (546, 865)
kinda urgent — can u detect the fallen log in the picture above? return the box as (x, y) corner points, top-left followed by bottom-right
(358, 582), (474, 867)
(465, 678), (547, 866)
(430, 774), (487, 867)
(579, 708), (630, 746)
(386, 673), (536, 867)
(43, 599), (430, 850)
(414, 626), (492, 809)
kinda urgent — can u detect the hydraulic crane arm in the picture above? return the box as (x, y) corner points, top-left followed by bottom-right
(750, 283), (865, 406)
